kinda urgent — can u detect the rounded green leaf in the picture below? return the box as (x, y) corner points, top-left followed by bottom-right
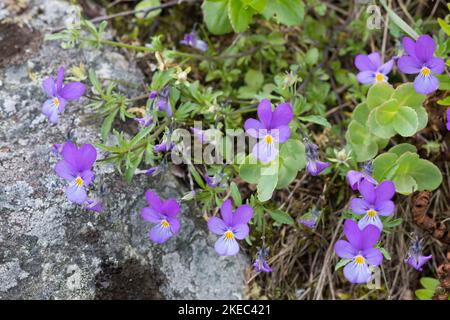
(269, 210), (295, 225)
(239, 155), (261, 184)
(352, 102), (370, 124)
(202, 0), (233, 35)
(367, 83), (394, 109)
(392, 83), (426, 109)
(393, 174), (418, 195)
(409, 159), (443, 191)
(228, 0), (255, 32)
(135, 0), (162, 19)
(257, 171), (278, 202)
(262, 0), (305, 26)
(375, 99), (399, 125)
(373, 153), (398, 182)
(392, 106), (418, 137)
(368, 109), (396, 139)
(411, 105), (428, 131)
(388, 143), (417, 157)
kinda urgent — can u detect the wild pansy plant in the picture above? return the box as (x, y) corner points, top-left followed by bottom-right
(355, 52), (394, 85)
(253, 245), (272, 273)
(141, 191), (181, 244)
(42, 66), (86, 123)
(304, 140), (330, 176)
(405, 237), (432, 272)
(346, 161), (377, 191)
(207, 199), (253, 256)
(397, 35), (445, 94)
(55, 142), (97, 205)
(349, 179), (396, 231)
(334, 219), (383, 284)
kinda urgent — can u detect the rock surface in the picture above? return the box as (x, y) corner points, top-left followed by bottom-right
(0, 0), (248, 299)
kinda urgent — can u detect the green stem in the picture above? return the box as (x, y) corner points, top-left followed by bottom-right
(81, 38), (154, 52)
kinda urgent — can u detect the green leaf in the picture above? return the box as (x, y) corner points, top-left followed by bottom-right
(409, 159), (443, 191)
(244, 69), (264, 90)
(393, 174), (417, 194)
(305, 47), (319, 66)
(379, 0), (419, 39)
(373, 153), (398, 181)
(438, 18), (450, 36)
(101, 109), (118, 141)
(352, 103), (370, 124)
(368, 109), (396, 139)
(298, 115), (331, 128)
(239, 155), (261, 184)
(367, 83), (394, 109)
(420, 277), (440, 291)
(375, 99), (399, 125)
(388, 143), (417, 157)
(135, 0), (162, 19)
(228, 0), (255, 32)
(244, 0), (268, 12)
(392, 83), (426, 109)
(346, 121), (379, 161)
(392, 106), (418, 137)
(378, 247), (392, 261)
(335, 258), (351, 271)
(202, 0), (233, 35)
(269, 209), (295, 225)
(230, 181), (242, 206)
(415, 289), (434, 300)
(257, 171), (278, 202)
(262, 0), (305, 26)
(437, 95), (450, 106)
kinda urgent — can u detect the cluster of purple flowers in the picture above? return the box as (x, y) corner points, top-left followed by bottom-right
(355, 34), (445, 95)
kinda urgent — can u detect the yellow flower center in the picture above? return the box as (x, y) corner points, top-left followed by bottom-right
(75, 177), (83, 187)
(264, 135), (273, 145)
(421, 67), (431, 76)
(225, 230), (234, 240)
(161, 219), (170, 228)
(367, 209), (377, 217)
(355, 255), (365, 265)
(375, 73), (384, 82)
(53, 97), (60, 107)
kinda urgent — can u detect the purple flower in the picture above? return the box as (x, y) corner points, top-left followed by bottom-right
(54, 142), (97, 204)
(447, 108), (450, 131)
(192, 128), (207, 144)
(83, 198), (103, 213)
(154, 140), (174, 153)
(150, 87), (172, 116)
(305, 141), (330, 176)
(141, 191), (181, 244)
(349, 179), (396, 231)
(244, 99), (293, 163)
(180, 32), (208, 52)
(204, 173), (222, 188)
(298, 207), (321, 229)
(355, 52), (394, 84)
(397, 35), (445, 94)
(52, 143), (63, 155)
(42, 66), (86, 123)
(207, 199), (253, 256)
(145, 166), (160, 176)
(346, 161), (378, 190)
(405, 237), (432, 271)
(334, 219), (383, 284)
(253, 246), (272, 273)
(135, 114), (153, 127)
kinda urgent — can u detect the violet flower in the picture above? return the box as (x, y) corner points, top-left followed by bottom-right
(52, 143), (63, 155)
(244, 99), (293, 163)
(145, 166), (160, 176)
(204, 173), (221, 188)
(150, 87), (172, 116)
(42, 66), (86, 123)
(135, 114), (153, 127)
(355, 52), (394, 84)
(405, 237), (432, 271)
(192, 128), (207, 144)
(334, 219), (383, 284)
(207, 199), (253, 256)
(298, 207), (321, 229)
(253, 246), (272, 273)
(55, 142), (97, 204)
(447, 108), (450, 131)
(349, 179), (395, 231)
(305, 141), (330, 176)
(397, 35), (445, 94)
(83, 198), (103, 213)
(154, 140), (174, 153)
(346, 161), (378, 190)
(141, 191), (181, 244)
(180, 32), (208, 52)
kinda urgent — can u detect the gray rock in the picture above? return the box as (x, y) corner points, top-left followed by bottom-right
(0, 0), (248, 300)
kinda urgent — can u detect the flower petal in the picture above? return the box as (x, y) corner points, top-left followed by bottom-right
(356, 71), (376, 84)
(358, 214), (383, 231)
(162, 198), (180, 217)
(271, 102), (293, 128)
(343, 260), (372, 284)
(55, 159), (77, 180)
(233, 204), (253, 225)
(415, 34), (435, 63)
(397, 56), (422, 74)
(270, 125), (290, 143)
(56, 66), (65, 92)
(220, 199), (234, 226)
(141, 207), (163, 223)
(358, 179), (376, 204)
(214, 236), (240, 256)
(360, 224), (381, 249)
(378, 59), (394, 75)
(349, 198), (370, 215)
(42, 77), (56, 97)
(362, 247), (383, 266)
(257, 99), (272, 128)
(65, 183), (87, 204)
(59, 82), (86, 101)
(252, 139), (279, 163)
(149, 223), (173, 244)
(402, 37), (417, 58)
(427, 57), (445, 74)
(77, 144), (97, 172)
(343, 219), (363, 249)
(375, 180), (395, 202)
(346, 170), (363, 190)
(80, 169), (94, 186)
(355, 54), (377, 72)
(367, 52), (381, 69)
(244, 119), (266, 138)
(167, 216), (181, 234)
(145, 190), (163, 211)
(414, 73), (439, 94)
(307, 160), (329, 176)
(374, 200), (395, 216)
(61, 142), (80, 169)
(334, 240), (357, 259)
(232, 224), (249, 240)
(207, 217), (228, 235)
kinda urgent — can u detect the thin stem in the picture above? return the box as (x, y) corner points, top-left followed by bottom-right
(81, 38), (153, 52)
